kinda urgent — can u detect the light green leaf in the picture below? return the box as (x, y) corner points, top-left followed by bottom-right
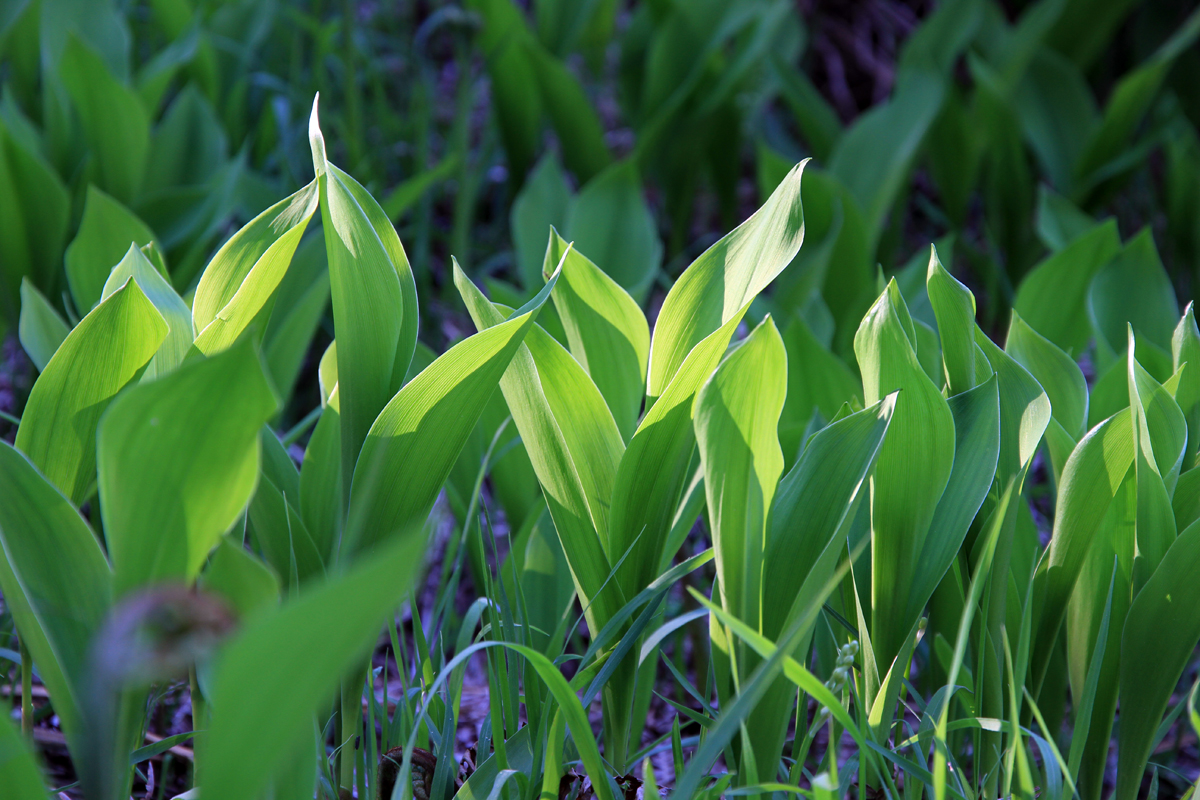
(199, 537), (280, 617)
(1014, 219), (1121, 354)
(854, 279), (956, 668)
(545, 226), (649, 440)
(647, 159), (807, 401)
(1031, 407), (1134, 690)
(191, 180), (319, 356)
(1172, 304), (1200, 470)
(59, 34), (148, 203)
(16, 279), (166, 505)
(565, 159), (660, 299)
(695, 316), (786, 629)
(262, 235), (330, 404)
(18, 278), (69, 371)
(201, 526), (427, 800)
(102, 244), (191, 377)
(310, 98), (413, 496)
(976, 325), (1052, 482)
(904, 377), (1000, 624)
(1115, 518), (1200, 800)
(1007, 310), (1089, 440)
(0, 440), (112, 742)
(926, 245), (976, 394)
(99, 339), (279, 595)
(345, 276), (555, 556)
(64, 185), (158, 313)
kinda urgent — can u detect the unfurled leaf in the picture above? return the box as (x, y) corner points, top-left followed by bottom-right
(512, 154), (571, 290)
(565, 160), (660, 299)
(99, 339), (279, 595)
(1007, 310), (1089, 440)
(1089, 228), (1178, 369)
(926, 245), (976, 394)
(16, 279), (166, 505)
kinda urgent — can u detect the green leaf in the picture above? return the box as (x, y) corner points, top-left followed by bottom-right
(1088, 228), (1179, 367)
(777, 313), (861, 461)
(523, 39), (612, 184)
(564, 160), (660, 299)
(1075, 7), (1200, 189)
(0, 709), (49, 799)
(854, 279), (956, 668)
(454, 260), (624, 631)
(262, 236), (330, 404)
(926, 245), (976, 395)
(250, 429), (325, 589)
(1007, 310), (1089, 440)
(310, 98), (415, 497)
(904, 376), (1000, 624)
(18, 278), (69, 372)
(199, 537), (280, 617)
(1031, 407), (1134, 690)
(201, 526), (427, 800)
(59, 34), (149, 203)
(1014, 220), (1121, 354)
(64, 185), (159, 313)
(0, 119), (69, 312)
(345, 275), (555, 556)
(300, 389), (342, 565)
(16, 279), (166, 505)
(647, 159), (807, 401)
(1035, 185), (1098, 252)
(0, 440), (112, 742)
(98, 339), (279, 595)
(191, 180), (319, 356)
(828, 70), (944, 251)
(545, 227), (649, 440)
(512, 153), (571, 291)
(1115, 519), (1200, 800)
(976, 325), (1052, 483)
(1172, 304), (1200, 470)
(1013, 48), (1097, 193)
(101, 244), (191, 378)
(695, 316), (786, 630)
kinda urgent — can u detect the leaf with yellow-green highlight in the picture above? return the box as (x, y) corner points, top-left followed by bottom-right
(102, 244), (191, 378)
(545, 227), (649, 441)
(64, 185), (159, 314)
(695, 316), (786, 630)
(1007, 310), (1089, 440)
(453, 260), (622, 628)
(975, 326), (1051, 483)
(201, 523), (427, 800)
(99, 339), (279, 596)
(1031, 407), (1134, 692)
(926, 244), (976, 395)
(191, 180), (319, 356)
(646, 159), (807, 402)
(1172, 304), (1200, 471)
(854, 279), (956, 669)
(344, 272), (557, 557)
(1013, 220), (1121, 355)
(1115, 518), (1200, 800)
(0, 439), (112, 747)
(18, 277), (69, 371)
(309, 97), (415, 497)
(16, 279), (166, 505)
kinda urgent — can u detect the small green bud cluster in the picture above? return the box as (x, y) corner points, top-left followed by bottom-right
(815, 640), (859, 726)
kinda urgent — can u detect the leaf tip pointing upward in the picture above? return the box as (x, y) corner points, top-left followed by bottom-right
(309, 93), (327, 178)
